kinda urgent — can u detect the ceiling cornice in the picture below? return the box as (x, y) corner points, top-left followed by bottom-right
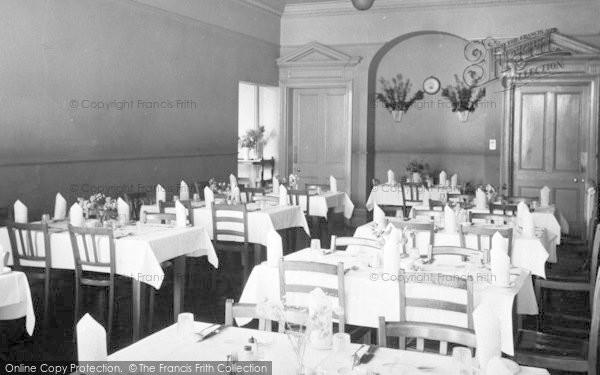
(283, 0), (595, 18)
(233, 0), (283, 17)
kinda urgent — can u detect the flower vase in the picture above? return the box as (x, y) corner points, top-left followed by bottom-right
(391, 110), (404, 122)
(412, 172), (422, 183)
(286, 328), (308, 375)
(241, 147), (250, 160)
(457, 111), (470, 122)
(249, 147), (257, 160)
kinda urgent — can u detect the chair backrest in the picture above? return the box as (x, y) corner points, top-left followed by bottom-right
(489, 203), (518, 216)
(589, 224), (600, 294)
(401, 182), (424, 203)
(68, 225), (116, 277)
(253, 195), (279, 204)
(144, 212), (176, 225)
(288, 189), (310, 214)
(411, 209), (445, 222)
(378, 316), (477, 355)
(7, 222), (51, 270)
(239, 186), (266, 203)
(159, 200), (194, 225)
(429, 246), (483, 263)
(279, 259), (346, 332)
(224, 299), (272, 331)
(260, 157), (275, 187)
(124, 192), (150, 221)
(393, 221), (435, 246)
(447, 193), (473, 203)
(507, 196), (536, 206)
(468, 212), (513, 225)
(212, 204), (248, 243)
(459, 225), (513, 261)
(428, 199), (444, 210)
(330, 236), (381, 251)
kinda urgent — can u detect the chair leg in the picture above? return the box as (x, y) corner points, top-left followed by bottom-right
(148, 289), (155, 333)
(241, 249), (249, 287)
(44, 273), (50, 328)
(73, 280), (80, 344)
(107, 285), (114, 348)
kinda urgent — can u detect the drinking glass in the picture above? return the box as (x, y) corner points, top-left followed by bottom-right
(452, 346), (473, 375)
(310, 239), (321, 252)
(177, 312), (194, 343)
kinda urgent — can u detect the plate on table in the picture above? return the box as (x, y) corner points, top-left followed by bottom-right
(0, 266), (12, 275)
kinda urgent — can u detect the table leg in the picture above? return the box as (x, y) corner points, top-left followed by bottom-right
(253, 244), (262, 265)
(173, 256), (186, 318)
(132, 279), (141, 342)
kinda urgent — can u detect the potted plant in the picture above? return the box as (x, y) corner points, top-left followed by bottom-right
(406, 159), (429, 183)
(376, 74), (424, 122)
(238, 126), (266, 160)
(441, 75), (486, 122)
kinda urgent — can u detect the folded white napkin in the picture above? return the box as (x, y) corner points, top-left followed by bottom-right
(491, 231), (508, 254)
(485, 357), (514, 375)
(14, 200), (28, 223)
(76, 313), (107, 361)
(475, 188), (487, 210)
(117, 197), (130, 222)
(156, 184), (166, 204)
(231, 186), (241, 204)
(266, 229), (283, 268)
(540, 186), (550, 207)
(53, 193), (67, 220)
(330, 175), (337, 193)
(204, 187), (214, 208)
(450, 173), (458, 187)
(387, 170), (395, 185)
(444, 205), (456, 233)
(421, 189), (430, 205)
(473, 304), (502, 369)
(517, 202), (534, 237)
(229, 174), (238, 188)
(179, 180), (190, 201)
(383, 224), (401, 275)
(374, 203), (387, 229)
(175, 200), (187, 228)
(69, 203), (84, 227)
(439, 170), (447, 186)
(273, 176), (280, 194)
(279, 185), (289, 206)
(490, 246), (510, 287)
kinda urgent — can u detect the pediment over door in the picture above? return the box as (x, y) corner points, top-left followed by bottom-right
(277, 41), (362, 68)
(549, 32), (600, 55)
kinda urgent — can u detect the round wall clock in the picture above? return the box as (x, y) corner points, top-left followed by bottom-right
(423, 76), (441, 95)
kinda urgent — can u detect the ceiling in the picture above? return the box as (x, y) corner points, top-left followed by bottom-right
(249, 0), (332, 14)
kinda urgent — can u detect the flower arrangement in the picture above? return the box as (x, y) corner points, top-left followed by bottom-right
(376, 74), (424, 113)
(78, 194), (117, 220)
(238, 126), (266, 149)
(441, 75), (486, 113)
(406, 159), (429, 174)
(207, 178), (230, 195)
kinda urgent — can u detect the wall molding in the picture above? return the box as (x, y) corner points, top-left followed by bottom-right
(233, 0), (283, 17)
(283, 0), (594, 18)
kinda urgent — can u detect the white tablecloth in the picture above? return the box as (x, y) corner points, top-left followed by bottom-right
(239, 248), (538, 355)
(355, 220), (552, 278)
(268, 191), (355, 219)
(0, 224), (217, 289)
(109, 321), (549, 374)
(0, 270), (35, 335)
(366, 184), (461, 210)
(141, 204), (310, 247)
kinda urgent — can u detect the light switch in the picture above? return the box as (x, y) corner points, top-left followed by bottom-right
(489, 139), (496, 151)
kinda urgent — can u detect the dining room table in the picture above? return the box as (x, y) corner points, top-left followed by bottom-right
(239, 247), (538, 356)
(0, 220), (218, 341)
(108, 320), (550, 374)
(0, 269), (35, 336)
(366, 184), (461, 210)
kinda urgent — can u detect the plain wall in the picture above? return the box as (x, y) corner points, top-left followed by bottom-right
(0, 0), (280, 218)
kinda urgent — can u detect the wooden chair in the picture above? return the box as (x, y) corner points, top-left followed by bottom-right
(253, 195), (279, 204)
(259, 157), (275, 188)
(330, 236), (381, 252)
(212, 204), (250, 287)
(378, 269), (475, 354)
(144, 212), (176, 224)
(508, 196), (537, 206)
(411, 209), (444, 223)
(428, 246), (483, 264)
(459, 225), (513, 262)
(239, 186), (266, 203)
(124, 192), (150, 221)
(224, 299), (271, 331)
(515, 266), (600, 374)
(288, 189), (310, 215)
(447, 193), (473, 203)
(159, 200), (194, 225)
(489, 202), (518, 216)
(428, 199), (444, 210)
(400, 182), (425, 218)
(7, 222), (52, 327)
(394, 221), (435, 248)
(67, 225), (116, 346)
(468, 212), (513, 225)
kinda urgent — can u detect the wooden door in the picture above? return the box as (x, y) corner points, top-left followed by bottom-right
(292, 87), (349, 190)
(513, 82), (591, 237)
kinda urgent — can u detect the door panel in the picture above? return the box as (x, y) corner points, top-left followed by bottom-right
(519, 94), (546, 171)
(555, 93), (581, 171)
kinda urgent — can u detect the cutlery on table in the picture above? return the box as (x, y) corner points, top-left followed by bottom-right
(197, 325), (225, 342)
(358, 345), (378, 364)
(351, 344), (366, 369)
(195, 323), (218, 336)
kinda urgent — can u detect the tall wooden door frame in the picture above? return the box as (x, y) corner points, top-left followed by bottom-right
(279, 79), (354, 195)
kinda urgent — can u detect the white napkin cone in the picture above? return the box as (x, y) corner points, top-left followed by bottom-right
(231, 186), (241, 204)
(443, 205), (456, 233)
(450, 173), (458, 188)
(330, 175), (337, 193)
(69, 203), (84, 227)
(279, 185), (289, 206)
(491, 231), (508, 254)
(175, 200), (187, 227)
(421, 189), (431, 206)
(266, 230), (283, 268)
(204, 187), (214, 209)
(475, 188), (487, 210)
(229, 174), (238, 188)
(179, 180), (190, 201)
(156, 184), (166, 204)
(14, 200), (28, 223)
(473, 304), (502, 369)
(373, 203), (387, 229)
(53, 193), (67, 220)
(117, 197), (130, 222)
(76, 313), (107, 361)
(490, 247), (511, 287)
(383, 224), (401, 276)
(439, 170), (447, 186)
(273, 176), (280, 195)
(387, 170), (395, 185)
(517, 202), (535, 237)
(540, 186), (550, 207)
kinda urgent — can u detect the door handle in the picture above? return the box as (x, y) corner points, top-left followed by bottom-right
(573, 178), (578, 183)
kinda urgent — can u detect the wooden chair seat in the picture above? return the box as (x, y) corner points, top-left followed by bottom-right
(516, 329), (589, 372)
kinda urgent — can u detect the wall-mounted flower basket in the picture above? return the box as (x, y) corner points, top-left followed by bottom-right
(441, 75), (486, 123)
(377, 74), (424, 123)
